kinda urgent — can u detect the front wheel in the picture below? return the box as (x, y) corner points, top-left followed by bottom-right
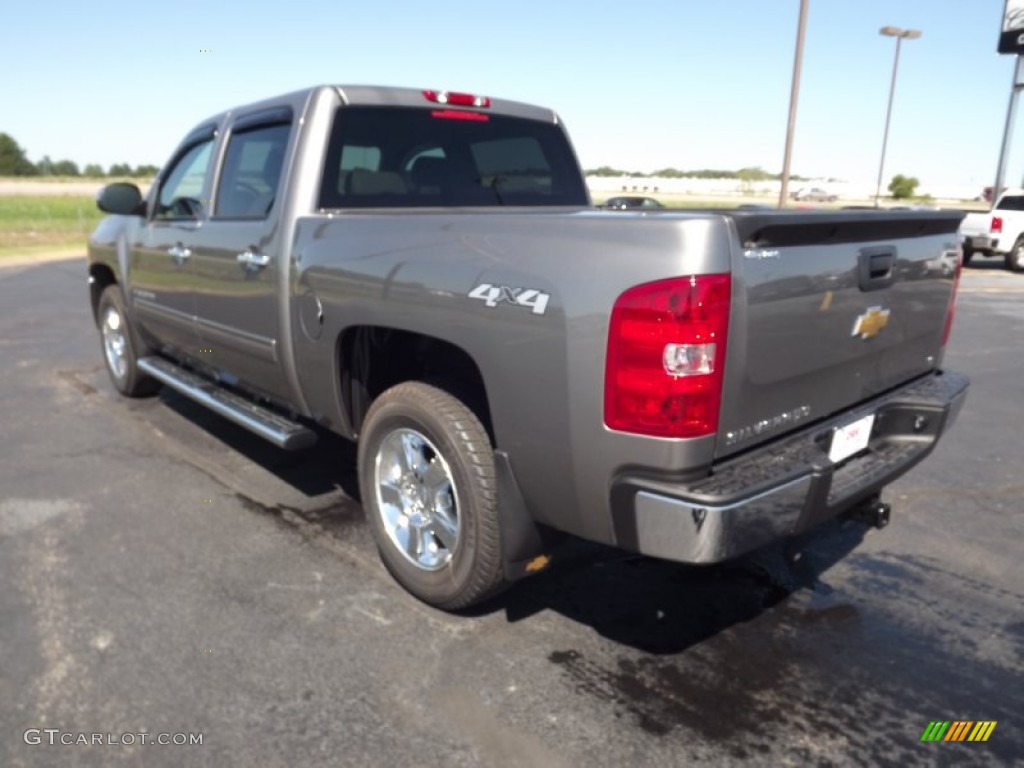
(357, 382), (507, 610)
(97, 285), (159, 397)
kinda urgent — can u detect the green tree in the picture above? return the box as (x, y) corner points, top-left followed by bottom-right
(52, 159), (80, 176)
(737, 166), (772, 182)
(888, 174), (919, 199)
(0, 133), (38, 175)
(585, 166), (632, 177)
(83, 163), (105, 177)
(688, 169), (738, 179)
(736, 166), (771, 193)
(133, 164), (159, 178)
(108, 162), (132, 177)
(37, 155), (54, 175)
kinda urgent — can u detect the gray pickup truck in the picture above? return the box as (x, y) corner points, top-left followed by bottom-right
(88, 85), (968, 610)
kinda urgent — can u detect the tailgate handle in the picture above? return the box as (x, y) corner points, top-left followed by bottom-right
(858, 247), (896, 291)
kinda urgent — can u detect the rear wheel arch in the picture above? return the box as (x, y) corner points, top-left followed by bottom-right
(337, 326), (494, 443)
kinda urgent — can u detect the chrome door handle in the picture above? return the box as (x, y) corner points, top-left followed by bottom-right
(236, 249), (270, 269)
(167, 244), (192, 264)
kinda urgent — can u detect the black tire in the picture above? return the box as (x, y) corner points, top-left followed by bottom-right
(1006, 238), (1024, 272)
(961, 246), (974, 267)
(357, 382), (507, 610)
(97, 285), (159, 397)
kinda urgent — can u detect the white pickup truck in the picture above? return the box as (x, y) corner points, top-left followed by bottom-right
(959, 189), (1024, 271)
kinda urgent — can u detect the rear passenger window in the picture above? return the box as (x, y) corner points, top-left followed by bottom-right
(216, 123), (291, 219)
(319, 106), (587, 208)
(996, 195), (1024, 211)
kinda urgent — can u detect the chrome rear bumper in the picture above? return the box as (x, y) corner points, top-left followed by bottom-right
(610, 371), (969, 564)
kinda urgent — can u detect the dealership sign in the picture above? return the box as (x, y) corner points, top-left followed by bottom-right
(1000, 0), (1024, 53)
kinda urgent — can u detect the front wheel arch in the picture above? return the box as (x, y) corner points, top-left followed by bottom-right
(89, 264), (118, 325)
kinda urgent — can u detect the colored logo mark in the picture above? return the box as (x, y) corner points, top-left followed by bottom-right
(920, 721), (997, 742)
(851, 305), (891, 340)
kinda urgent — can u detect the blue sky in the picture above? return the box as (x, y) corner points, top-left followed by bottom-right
(0, 0), (1018, 188)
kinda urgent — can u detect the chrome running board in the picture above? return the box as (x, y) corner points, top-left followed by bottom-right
(137, 356), (317, 450)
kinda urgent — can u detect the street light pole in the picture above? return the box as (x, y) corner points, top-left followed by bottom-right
(874, 26), (921, 208)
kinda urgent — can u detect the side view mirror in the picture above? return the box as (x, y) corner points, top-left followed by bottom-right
(97, 183), (144, 215)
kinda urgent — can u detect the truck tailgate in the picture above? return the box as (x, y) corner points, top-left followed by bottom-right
(716, 211), (963, 459)
(959, 210), (992, 238)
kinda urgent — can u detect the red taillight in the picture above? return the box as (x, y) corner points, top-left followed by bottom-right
(423, 90), (491, 108)
(941, 253), (962, 347)
(605, 275), (731, 438)
(431, 109), (489, 122)
(991, 215), (1003, 233)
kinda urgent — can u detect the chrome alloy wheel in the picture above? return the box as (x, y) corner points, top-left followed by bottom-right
(374, 428), (460, 571)
(101, 305), (128, 381)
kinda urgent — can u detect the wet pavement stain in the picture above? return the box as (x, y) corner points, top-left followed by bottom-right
(233, 492), (363, 540)
(540, 529), (1023, 764)
(549, 647), (781, 741)
(56, 368), (100, 396)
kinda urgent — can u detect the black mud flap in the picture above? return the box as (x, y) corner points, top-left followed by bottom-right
(495, 450), (560, 581)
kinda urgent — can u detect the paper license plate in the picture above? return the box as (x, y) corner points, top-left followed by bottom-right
(828, 413), (875, 463)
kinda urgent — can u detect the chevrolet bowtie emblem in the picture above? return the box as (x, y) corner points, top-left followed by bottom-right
(852, 306), (891, 340)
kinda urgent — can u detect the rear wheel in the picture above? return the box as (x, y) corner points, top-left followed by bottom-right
(1007, 238), (1024, 272)
(97, 285), (159, 397)
(961, 245), (974, 266)
(357, 382), (507, 610)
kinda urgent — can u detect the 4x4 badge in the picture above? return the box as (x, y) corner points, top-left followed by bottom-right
(468, 283), (550, 315)
(852, 306), (890, 340)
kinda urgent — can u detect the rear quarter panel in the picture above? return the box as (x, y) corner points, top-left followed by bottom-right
(291, 210), (734, 542)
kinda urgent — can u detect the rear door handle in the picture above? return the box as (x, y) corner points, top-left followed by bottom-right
(236, 249), (270, 270)
(167, 244), (192, 265)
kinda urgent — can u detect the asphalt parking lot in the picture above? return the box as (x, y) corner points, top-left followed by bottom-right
(1, 255), (1021, 767)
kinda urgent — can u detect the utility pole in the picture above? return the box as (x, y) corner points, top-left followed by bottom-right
(778, 0), (810, 208)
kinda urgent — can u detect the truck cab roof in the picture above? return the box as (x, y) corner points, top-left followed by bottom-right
(189, 85), (559, 139)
